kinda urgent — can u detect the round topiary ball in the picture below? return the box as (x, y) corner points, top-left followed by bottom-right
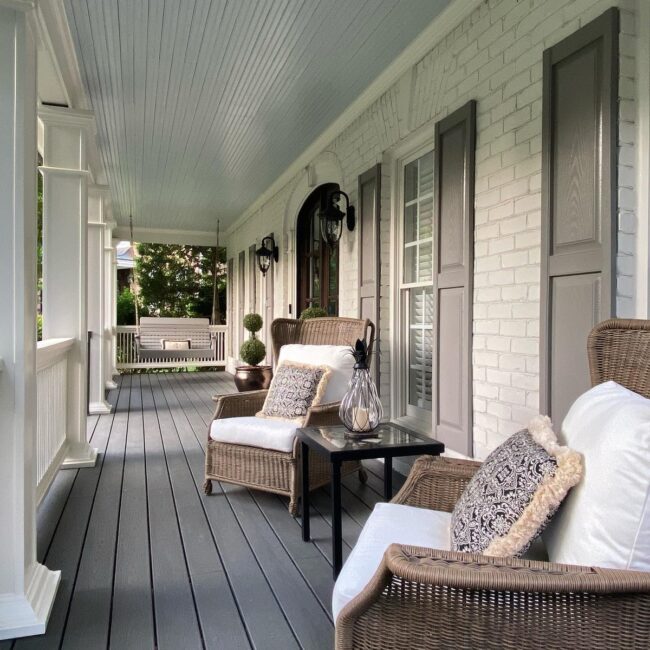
(243, 312), (263, 334)
(240, 337), (266, 366)
(299, 307), (328, 320)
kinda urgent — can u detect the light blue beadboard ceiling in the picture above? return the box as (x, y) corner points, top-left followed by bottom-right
(65, 0), (450, 232)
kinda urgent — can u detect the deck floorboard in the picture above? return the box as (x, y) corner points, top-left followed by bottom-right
(6, 371), (408, 650)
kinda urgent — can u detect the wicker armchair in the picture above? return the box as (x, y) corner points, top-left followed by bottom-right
(336, 319), (650, 649)
(204, 317), (375, 515)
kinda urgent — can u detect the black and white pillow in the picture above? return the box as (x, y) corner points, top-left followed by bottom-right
(256, 361), (331, 423)
(451, 416), (583, 557)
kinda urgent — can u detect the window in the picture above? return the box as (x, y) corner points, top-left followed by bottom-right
(399, 148), (434, 424)
(296, 183), (339, 316)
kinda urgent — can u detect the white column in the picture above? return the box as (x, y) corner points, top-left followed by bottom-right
(0, 3), (60, 639)
(38, 105), (98, 468)
(104, 223), (118, 389)
(87, 186), (111, 413)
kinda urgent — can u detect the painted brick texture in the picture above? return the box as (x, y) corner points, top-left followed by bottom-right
(225, 0), (637, 460)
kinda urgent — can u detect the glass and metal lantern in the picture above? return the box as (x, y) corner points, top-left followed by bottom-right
(320, 190), (355, 246)
(255, 235), (279, 276)
(339, 338), (383, 436)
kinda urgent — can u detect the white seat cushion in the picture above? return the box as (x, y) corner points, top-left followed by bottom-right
(332, 503), (451, 622)
(278, 344), (355, 403)
(543, 381), (650, 570)
(209, 416), (297, 453)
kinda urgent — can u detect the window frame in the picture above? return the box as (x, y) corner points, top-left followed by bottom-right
(391, 140), (435, 431)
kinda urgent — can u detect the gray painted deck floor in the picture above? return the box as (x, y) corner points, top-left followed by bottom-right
(6, 372), (404, 650)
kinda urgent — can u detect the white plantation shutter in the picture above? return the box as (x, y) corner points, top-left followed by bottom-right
(401, 149), (434, 423)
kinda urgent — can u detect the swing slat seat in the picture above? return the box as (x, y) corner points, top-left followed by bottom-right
(135, 317), (217, 362)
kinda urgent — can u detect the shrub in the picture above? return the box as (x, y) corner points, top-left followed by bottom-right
(117, 287), (136, 325)
(240, 337), (266, 366)
(299, 306), (328, 320)
(243, 312), (263, 334)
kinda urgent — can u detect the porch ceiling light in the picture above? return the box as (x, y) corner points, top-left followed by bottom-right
(320, 190), (355, 246)
(255, 235), (279, 276)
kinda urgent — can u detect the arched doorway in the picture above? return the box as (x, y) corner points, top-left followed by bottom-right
(296, 183), (339, 316)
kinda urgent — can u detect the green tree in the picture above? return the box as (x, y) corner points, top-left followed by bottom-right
(135, 243), (226, 321)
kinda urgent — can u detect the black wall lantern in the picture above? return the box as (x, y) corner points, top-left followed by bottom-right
(320, 190), (355, 246)
(255, 235), (279, 276)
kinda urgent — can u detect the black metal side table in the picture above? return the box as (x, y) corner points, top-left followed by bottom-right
(296, 423), (444, 578)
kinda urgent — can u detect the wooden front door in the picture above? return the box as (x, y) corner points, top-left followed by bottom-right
(541, 9), (618, 425)
(296, 184), (340, 316)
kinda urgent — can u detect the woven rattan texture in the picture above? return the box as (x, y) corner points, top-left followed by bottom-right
(205, 317), (373, 514)
(336, 319), (650, 649)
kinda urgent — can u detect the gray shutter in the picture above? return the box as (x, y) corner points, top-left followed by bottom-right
(540, 9), (618, 425)
(248, 244), (257, 312)
(227, 257), (234, 357)
(238, 251), (245, 350)
(264, 233), (275, 366)
(432, 100), (476, 455)
(358, 164), (381, 388)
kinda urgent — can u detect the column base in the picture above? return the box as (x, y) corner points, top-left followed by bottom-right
(62, 441), (98, 469)
(0, 562), (60, 640)
(88, 400), (112, 415)
(105, 379), (118, 390)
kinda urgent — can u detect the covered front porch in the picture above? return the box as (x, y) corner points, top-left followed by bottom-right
(7, 371), (398, 650)
(2, 0), (650, 646)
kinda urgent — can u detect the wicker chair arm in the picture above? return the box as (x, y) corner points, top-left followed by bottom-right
(304, 401), (342, 427)
(211, 390), (268, 419)
(336, 544), (650, 649)
(391, 455), (481, 512)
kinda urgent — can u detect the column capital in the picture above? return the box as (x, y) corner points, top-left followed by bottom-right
(38, 105), (94, 131)
(38, 106), (95, 171)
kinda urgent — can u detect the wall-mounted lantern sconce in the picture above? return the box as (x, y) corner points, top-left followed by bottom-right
(255, 235), (279, 276)
(320, 190), (355, 246)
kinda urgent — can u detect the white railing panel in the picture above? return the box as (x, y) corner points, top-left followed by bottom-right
(36, 338), (74, 503)
(115, 324), (227, 370)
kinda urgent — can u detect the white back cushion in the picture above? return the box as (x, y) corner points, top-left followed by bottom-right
(278, 344), (354, 403)
(543, 381), (650, 570)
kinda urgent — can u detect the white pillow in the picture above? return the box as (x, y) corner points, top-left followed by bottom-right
(543, 381), (650, 571)
(278, 344), (354, 403)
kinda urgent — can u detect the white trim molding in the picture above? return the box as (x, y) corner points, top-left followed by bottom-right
(113, 225), (219, 246)
(0, 563), (60, 640)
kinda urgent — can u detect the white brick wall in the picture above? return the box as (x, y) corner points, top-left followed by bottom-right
(225, 0), (638, 460)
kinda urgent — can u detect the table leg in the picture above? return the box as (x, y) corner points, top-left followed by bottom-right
(384, 456), (393, 501)
(301, 442), (310, 542)
(331, 459), (342, 578)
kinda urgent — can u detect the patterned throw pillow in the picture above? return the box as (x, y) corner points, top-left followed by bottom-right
(257, 361), (331, 423)
(451, 416), (583, 557)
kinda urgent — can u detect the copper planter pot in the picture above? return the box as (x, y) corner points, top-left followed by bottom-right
(234, 365), (273, 392)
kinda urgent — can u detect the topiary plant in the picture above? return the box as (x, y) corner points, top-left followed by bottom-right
(243, 312), (263, 334)
(299, 306), (328, 320)
(240, 312), (266, 365)
(240, 337), (266, 366)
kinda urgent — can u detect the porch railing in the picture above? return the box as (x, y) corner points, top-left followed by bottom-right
(36, 337), (74, 504)
(116, 324), (227, 370)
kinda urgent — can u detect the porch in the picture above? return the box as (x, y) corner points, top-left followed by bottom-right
(6, 372), (401, 650)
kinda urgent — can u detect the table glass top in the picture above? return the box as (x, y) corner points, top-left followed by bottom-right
(298, 423), (442, 453)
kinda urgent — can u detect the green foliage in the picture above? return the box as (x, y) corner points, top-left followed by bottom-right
(240, 337), (266, 366)
(299, 306), (328, 320)
(136, 243), (227, 321)
(117, 287), (138, 325)
(37, 314), (42, 342)
(243, 312), (263, 334)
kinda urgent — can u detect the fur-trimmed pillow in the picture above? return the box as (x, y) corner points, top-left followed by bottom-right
(256, 361), (331, 423)
(450, 416), (583, 557)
